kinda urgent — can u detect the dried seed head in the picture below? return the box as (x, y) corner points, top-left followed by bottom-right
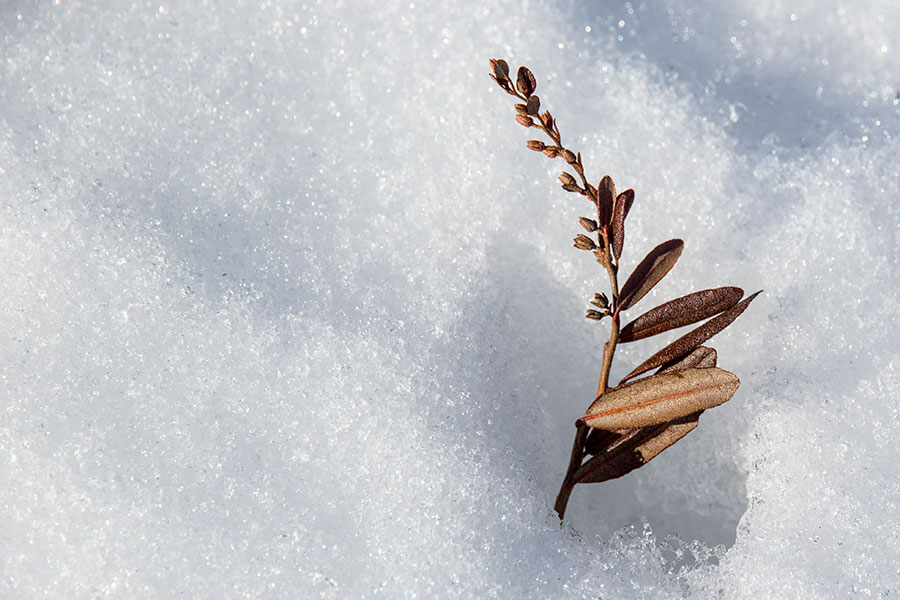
(526, 140), (546, 151)
(579, 217), (598, 232)
(490, 58), (510, 80)
(526, 95), (541, 116)
(562, 183), (581, 193)
(574, 234), (597, 251)
(539, 111), (554, 130)
(543, 146), (559, 158)
(586, 309), (605, 321)
(515, 114), (534, 127)
(562, 149), (577, 164)
(559, 172), (577, 187)
(593, 292), (609, 309)
(514, 103), (528, 115)
(516, 66), (537, 96)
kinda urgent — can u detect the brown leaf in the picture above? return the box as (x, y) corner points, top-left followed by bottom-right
(573, 413), (700, 484)
(579, 367), (739, 430)
(617, 239), (684, 311)
(618, 287), (744, 343)
(621, 291), (762, 382)
(516, 66), (536, 96)
(596, 175), (615, 227)
(658, 346), (717, 374)
(583, 428), (629, 456)
(610, 189), (634, 260)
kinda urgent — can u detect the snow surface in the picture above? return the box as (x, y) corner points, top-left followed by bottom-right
(2, 0), (899, 597)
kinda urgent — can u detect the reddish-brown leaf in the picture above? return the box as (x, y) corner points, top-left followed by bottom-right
(610, 189), (634, 261)
(573, 413), (700, 484)
(596, 175), (615, 227)
(618, 287), (744, 342)
(617, 239), (684, 311)
(658, 346), (717, 374)
(579, 367), (739, 430)
(621, 291), (762, 382)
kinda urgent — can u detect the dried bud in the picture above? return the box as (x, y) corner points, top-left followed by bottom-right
(574, 234), (597, 251)
(586, 309), (606, 321)
(526, 95), (541, 116)
(592, 292), (609, 309)
(559, 172), (577, 187)
(514, 103), (528, 115)
(516, 66), (537, 96)
(543, 146), (559, 158)
(562, 149), (577, 164)
(562, 183), (581, 193)
(490, 58), (510, 80)
(579, 217), (598, 232)
(515, 114), (534, 127)
(540, 111), (554, 129)
(526, 140), (546, 151)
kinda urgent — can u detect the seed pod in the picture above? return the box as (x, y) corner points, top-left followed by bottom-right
(574, 234), (597, 251)
(490, 58), (510, 79)
(515, 114), (534, 127)
(526, 95), (541, 116)
(539, 111), (554, 130)
(579, 217), (598, 232)
(559, 172), (577, 187)
(516, 66), (536, 96)
(526, 140), (546, 151)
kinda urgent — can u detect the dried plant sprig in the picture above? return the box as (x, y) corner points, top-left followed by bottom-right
(489, 58), (761, 521)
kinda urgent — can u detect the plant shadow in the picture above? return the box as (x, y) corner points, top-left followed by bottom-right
(447, 236), (748, 555)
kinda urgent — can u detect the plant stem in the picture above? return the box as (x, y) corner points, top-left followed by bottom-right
(555, 246), (620, 522)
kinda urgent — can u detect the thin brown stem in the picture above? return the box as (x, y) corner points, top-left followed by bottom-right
(555, 236), (621, 521)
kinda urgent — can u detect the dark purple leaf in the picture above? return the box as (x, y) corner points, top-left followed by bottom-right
(619, 287), (744, 342)
(596, 175), (615, 228)
(573, 413), (700, 484)
(621, 291), (762, 383)
(658, 346), (717, 374)
(610, 189), (634, 261)
(617, 239), (684, 311)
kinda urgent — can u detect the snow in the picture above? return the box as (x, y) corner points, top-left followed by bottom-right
(2, 0), (898, 597)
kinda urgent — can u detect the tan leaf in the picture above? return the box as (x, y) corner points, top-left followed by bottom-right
(579, 367), (739, 430)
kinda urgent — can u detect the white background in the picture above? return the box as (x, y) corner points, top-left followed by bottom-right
(2, 1), (898, 597)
